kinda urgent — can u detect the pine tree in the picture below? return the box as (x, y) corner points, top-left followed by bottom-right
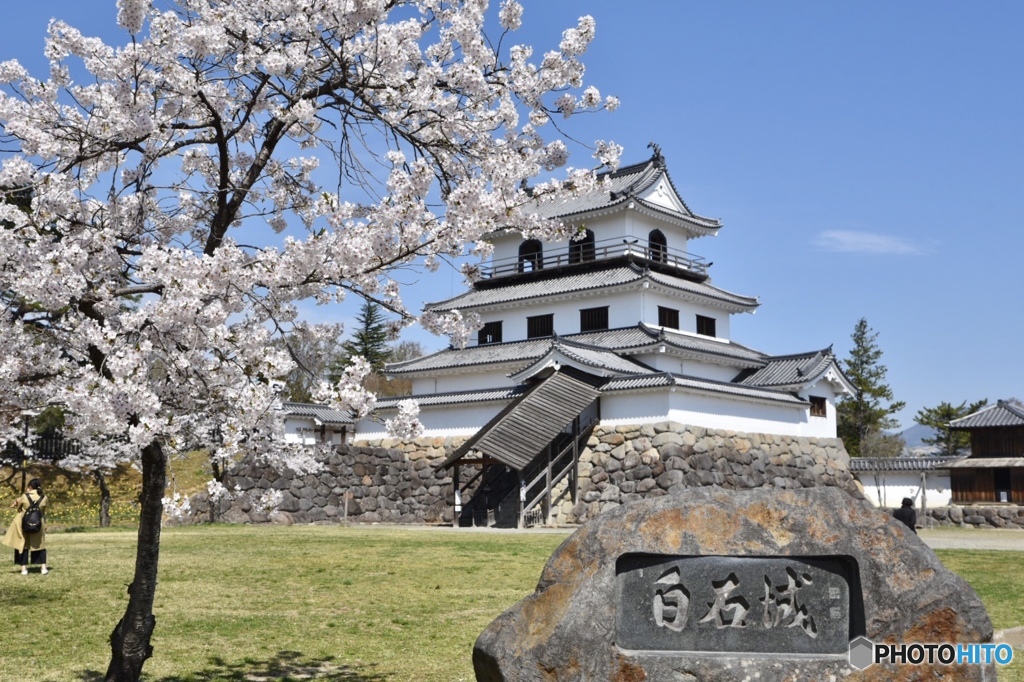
(837, 318), (905, 457)
(341, 301), (391, 371)
(914, 399), (987, 457)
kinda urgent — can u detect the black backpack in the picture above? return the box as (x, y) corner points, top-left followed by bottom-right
(21, 493), (43, 535)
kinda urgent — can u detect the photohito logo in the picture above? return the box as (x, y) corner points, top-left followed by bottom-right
(848, 636), (1014, 670)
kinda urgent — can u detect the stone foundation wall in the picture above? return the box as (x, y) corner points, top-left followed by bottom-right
(917, 505), (1024, 529)
(550, 422), (861, 524)
(184, 422), (873, 526)
(183, 437), (467, 525)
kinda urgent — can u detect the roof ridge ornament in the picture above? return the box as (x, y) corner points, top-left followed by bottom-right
(647, 141), (664, 167)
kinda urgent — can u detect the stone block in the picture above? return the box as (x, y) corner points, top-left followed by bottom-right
(268, 511), (294, 525)
(653, 432), (683, 447)
(636, 479), (657, 494)
(656, 469), (684, 489)
(474, 487), (994, 682)
(278, 491), (300, 512)
(631, 464), (652, 481)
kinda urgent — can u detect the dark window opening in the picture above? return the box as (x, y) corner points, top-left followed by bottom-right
(696, 315), (716, 337)
(479, 321), (502, 345)
(649, 229), (667, 263)
(569, 229), (596, 264)
(810, 396), (827, 418)
(580, 306), (609, 332)
(658, 306), (679, 330)
(995, 468), (1012, 502)
(518, 239), (543, 273)
(527, 314), (554, 339)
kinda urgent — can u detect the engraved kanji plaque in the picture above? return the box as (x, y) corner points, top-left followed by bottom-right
(616, 555), (854, 655)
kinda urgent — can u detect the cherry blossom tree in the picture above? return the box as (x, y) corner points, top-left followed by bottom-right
(0, 0), (618, 678)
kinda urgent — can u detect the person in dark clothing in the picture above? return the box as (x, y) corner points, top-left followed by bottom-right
(893, 497), (917, 533)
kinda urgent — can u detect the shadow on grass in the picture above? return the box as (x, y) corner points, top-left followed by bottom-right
(76, 650), (389, 682)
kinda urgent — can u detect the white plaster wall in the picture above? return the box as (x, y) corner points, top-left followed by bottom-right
(796, 377), (842, 439)
(857, 471), (953, 509)
(641, 289), (734, 340)
(283, 416), (318, 445)
(412, 371), (519, 395)
(475, 290), (644, 340)
(599, 389), (823, 437)
(488, 210), (696, 264)
(472, 288), (738, 344)
(283, 416), (345, 446)
(633, 353), (741, 382)
(356, 402), (502, 440)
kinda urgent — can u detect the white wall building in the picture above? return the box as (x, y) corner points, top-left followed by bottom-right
(850, 456), (963, 510)
(357, 149), (853, 443)
(281, 402), (351, 446)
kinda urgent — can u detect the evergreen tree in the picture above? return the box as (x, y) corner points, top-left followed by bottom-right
(272, 326), (345, 404)
(914, 399), (987, 457)
(837, 318), (905, 457)
(341, 301), (392, 371)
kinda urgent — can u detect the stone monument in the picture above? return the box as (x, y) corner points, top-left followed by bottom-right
(474, 487), (995, 681)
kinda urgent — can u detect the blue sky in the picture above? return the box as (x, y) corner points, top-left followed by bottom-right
(4, 2), (1022, 429)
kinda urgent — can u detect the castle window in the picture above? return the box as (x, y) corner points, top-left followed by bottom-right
(580, 306), (609, 332)
(527, 314), (554, 339)
(696, 315), (716, 337)
(809, 396), (827, 418)
(569, 229), (596, 264)
(649, 229), (667, 263)
(479, 321), (502, 345)
(518, 239), (543, 272)
(658, 306), (679, 330)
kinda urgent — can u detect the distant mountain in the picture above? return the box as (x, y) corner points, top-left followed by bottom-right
(897, 423), (939, 449)
(886, 423), (942, 456)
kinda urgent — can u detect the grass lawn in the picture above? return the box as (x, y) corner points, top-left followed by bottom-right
(0, 525), (1020, 681)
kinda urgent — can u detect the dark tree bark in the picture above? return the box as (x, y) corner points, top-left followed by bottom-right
(95, 470), (111, 528)
(104, 440), (166, 682)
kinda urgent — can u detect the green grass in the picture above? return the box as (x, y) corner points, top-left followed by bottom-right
(0, 526), (1020, 681)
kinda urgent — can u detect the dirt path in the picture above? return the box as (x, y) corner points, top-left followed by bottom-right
(918, 527), (1024, 551)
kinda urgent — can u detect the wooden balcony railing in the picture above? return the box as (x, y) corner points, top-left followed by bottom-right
(480, 237), (708, 280)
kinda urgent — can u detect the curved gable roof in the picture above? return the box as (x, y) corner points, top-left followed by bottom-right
(385, 324), (768, 377)
(513, 152), (721, 236)
(424, 264), (758, 313)
(950, 400), (1024, 429)
(733, 348), (853, 393)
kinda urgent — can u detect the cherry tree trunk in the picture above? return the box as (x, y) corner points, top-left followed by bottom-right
(104, 440), (166, 682)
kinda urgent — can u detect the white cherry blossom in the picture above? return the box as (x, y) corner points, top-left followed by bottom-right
(0, 2), (617, 678)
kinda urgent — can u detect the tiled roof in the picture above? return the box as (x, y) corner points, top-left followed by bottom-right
(386, 337), (551, 374)
(734, 349), (839, 388)
(385, 325), (767, 376)
(440, 372), (601, 470)
(601, 372), (807, 406)
(509, 339), (652, 383)
(374, 386), (525, 410)
(949, 401), (1024, 429)
(554, 341), (651, 375)
(426, 267), (639, 311)
(425, 264), (758, 312)
(948, 457), (1024, 468)
(849, 456), (967, 472)
(526, 155), (720, 232)
(282, 402), (353, 425)
(643, 269), (759, 309)
(589, 323), (767, 364)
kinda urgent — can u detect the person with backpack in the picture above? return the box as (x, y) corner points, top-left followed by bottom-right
(2, 478), (48, 575)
